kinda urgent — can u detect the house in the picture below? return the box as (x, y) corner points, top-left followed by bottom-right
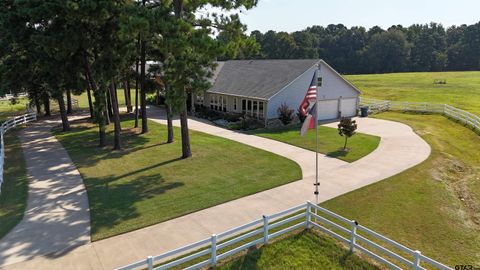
(194, 59), (361, 125)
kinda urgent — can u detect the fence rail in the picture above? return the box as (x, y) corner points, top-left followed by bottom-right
(117, 201), (452, 270)
(359, 97), (480, 132)
(0, 112), (37, 194)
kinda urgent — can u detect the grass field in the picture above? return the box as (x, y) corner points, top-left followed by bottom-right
(216, 229), (381, 270)
(249, 125), (380, 162)
(346, 71), (480, 114)
(321, 112), (480, 266)
(74, 89), (137, 110)
(0, 99), (29, 122)
(55, 117), (302, 241)
(0, 128), (29, 240)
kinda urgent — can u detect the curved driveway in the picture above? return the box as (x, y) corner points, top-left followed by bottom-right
(1, 107), (430, 270)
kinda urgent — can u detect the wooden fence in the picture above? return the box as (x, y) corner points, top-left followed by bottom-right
(0, 112), (37, 194)
(359, 97), (480, 132)
(116, 202), (452, 270)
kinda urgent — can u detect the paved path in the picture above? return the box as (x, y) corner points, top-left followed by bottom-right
(1, 108), (430, 269)
(0, 118), (91, 268)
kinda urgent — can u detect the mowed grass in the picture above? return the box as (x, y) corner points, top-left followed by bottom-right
(0, 98), (29, 122)
(249, 125), (380, 162)
(321, 112), (480, 266)
(74, 89), (136, 110)
(55, 117), (302, 241)
(217, 229), (381, 270)
(0, 128), (29, 240)
(345, 71), (480, 114)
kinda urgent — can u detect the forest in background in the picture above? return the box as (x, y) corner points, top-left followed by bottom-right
(222, 22), (480, 74)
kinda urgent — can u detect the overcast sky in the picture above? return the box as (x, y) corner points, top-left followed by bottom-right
(236, 0), (480, 33)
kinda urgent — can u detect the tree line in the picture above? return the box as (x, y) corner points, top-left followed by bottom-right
(233, 22), (480, 74)
(0, 0), (256, 158)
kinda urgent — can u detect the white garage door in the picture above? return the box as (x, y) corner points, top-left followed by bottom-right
(340, 98), (358, 117)
(317, 99), (338, 120)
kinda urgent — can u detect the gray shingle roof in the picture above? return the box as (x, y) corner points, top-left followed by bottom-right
(208, 59), (320, 100)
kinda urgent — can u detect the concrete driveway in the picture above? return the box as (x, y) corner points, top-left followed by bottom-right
(0, 107), (430, 270)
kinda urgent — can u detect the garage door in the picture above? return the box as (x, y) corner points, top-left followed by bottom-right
(340, 98), (357, 117)
(317, 99), (338, 120)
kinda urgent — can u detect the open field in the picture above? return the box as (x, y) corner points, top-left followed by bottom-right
(216, 229), (381, 270)
(321, 112), (480, 266)
(249, 125), (380, 162)
(0, 99), (29, 122)
(0, 128), (29, 240)
(346, 71), (480, 114)
(55, 117), (302, 241)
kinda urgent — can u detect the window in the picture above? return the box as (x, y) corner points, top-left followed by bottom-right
(210, 95), (214, 109)
(242, 99), (247, 113)
(317, 77), (323, 87)
(233, 98), (237, 111)
(253, 101), (258, 117)
(247, 100), (252, 116)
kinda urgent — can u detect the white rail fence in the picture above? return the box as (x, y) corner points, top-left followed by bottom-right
(117, 202), (452, 270)
(0, 112), (37, 194)
(360, 97), (480, 133)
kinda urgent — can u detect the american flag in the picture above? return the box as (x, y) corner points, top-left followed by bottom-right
(299, 71), (318, 136)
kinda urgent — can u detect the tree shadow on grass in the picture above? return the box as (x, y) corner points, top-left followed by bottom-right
(88, 171), (184, 239)
(327, 149), (349, 159)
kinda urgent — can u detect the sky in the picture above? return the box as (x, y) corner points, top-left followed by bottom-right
(236, 0), (480, 33)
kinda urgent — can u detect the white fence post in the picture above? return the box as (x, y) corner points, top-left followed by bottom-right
(263, 215), (269, 244)
(306, 201), (312, 228)
(413, 250), (422, 269)
(349, 220), (358, 253)
(146, 256), (153, 270)
(211, 234), (217, 266)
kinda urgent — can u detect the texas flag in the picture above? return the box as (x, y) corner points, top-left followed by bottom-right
(299, 71), (318, 136)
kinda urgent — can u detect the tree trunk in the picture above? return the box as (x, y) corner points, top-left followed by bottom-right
(109, 82), (121, 150)
(66, 89), (73, 114)
(180, 105), (191, 158)
(166, 103), (174, 143)
(125, 78), (132, 113)
(57, 95), (70, 132)
(134, 59), (139, 128)
(106, 90), (113, 117)
(344, 136), (348, 150)
(85, 72), (94, 119)
(140, 37), (148, 134)
(33, 91), (41, 114)
(43, 93), (51, 116)
(83, 51), (106, 147)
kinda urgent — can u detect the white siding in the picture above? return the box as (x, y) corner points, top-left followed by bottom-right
(267, 61), (359, 120)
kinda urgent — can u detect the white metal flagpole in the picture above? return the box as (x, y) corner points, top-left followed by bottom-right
(314, 69), (320, 203)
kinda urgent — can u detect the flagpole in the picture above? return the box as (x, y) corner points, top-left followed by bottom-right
(314, 70), (319, 204)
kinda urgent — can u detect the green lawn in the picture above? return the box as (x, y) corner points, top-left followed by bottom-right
(55, 117), (302, 241)
(74, 89), (137, 110)
(0, 98), (29, 122)
(346, 71), (480, 114)
(217, 229), (381, 270)
(321, 112), (480, 266)
(0, 128), (29, 240)
(249, 125), (380, 162)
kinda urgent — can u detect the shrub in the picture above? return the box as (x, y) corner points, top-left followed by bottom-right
(338, 117), (357, 150)
(277, 103), (294, 125)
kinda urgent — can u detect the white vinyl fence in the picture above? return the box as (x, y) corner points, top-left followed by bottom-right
(0, 112), (37, 194)
(360, 97), (480, 133)
(117, 202), (452, 270)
